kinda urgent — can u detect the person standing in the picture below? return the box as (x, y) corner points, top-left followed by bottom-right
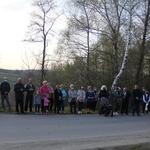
(60, 84), (67, 113)
(141, 87), (146, 111)
(47, 83), (54, 112)
(34, 90), (41, 115)
(68, 84), (77, 114)
(77, 86), (85, 114)
(25, 78), (35, 113)
(40, 81), (49, 114)
(54, 85), (62, 114)
(132, 85), (142, 116)
(121, 87), (131, 115)
(86, 86), (95, 114)
(43, 94), (49, 114)
(0, 77), (11, 111)
(113, 87), (121, 115)
(142, 90), (150, 115)
(14, 78), (25, 114)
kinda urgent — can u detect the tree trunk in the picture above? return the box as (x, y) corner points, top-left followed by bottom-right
(135, 0), (150, 84)
(83, 2), (91, 85)
(113, 38), (119, 77)
(111, 0), (132, 89)
(40, 35), (46, 85)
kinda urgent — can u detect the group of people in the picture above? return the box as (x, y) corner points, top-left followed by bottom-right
(36, 82), (97, 115)
(99, 85), (150, 116)
(0, 76), (150, 116)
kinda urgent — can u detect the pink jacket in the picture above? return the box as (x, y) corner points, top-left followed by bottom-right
(40, 85), (49, 99)
(44, 97), (49, 107)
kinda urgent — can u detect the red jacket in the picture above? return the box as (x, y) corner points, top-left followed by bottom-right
(40, 85), (49, 99)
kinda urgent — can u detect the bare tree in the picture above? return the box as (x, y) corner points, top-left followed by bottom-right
(57, 0), (98, 85)
(25, 0), (60, 85)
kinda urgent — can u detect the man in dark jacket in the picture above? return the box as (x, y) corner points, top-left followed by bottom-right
(121, 87), (131, 115)
(24, 78), (35, 112)
(14, 78), (25, 114)
(132, 85), (142, 116)
(54, 85), (62, 114)
(0, 77), (11, 111)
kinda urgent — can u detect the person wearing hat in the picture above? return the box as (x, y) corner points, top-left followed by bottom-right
(0, 77), (11, 111)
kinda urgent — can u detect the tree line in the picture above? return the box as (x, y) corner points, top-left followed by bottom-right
(23, 0), (150, 91)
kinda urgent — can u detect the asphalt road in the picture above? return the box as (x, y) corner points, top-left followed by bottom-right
(0, 113), (150, 150)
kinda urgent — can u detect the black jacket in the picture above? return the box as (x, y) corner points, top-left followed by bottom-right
(132, 89), (141, 102)
(0, 81), (11, 95)
(122, 91), (131, 101)
(99, 90), (109, 99)
(25, 83), (35, 96)
(54, 89), (62, 101)
(14, 82), (24, 99)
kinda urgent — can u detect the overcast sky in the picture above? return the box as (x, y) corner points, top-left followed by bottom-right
(0, 0), (66, 70)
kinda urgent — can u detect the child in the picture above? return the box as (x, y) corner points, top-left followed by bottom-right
(43, 94), (50, 114)
(34, 91), (41, 115)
